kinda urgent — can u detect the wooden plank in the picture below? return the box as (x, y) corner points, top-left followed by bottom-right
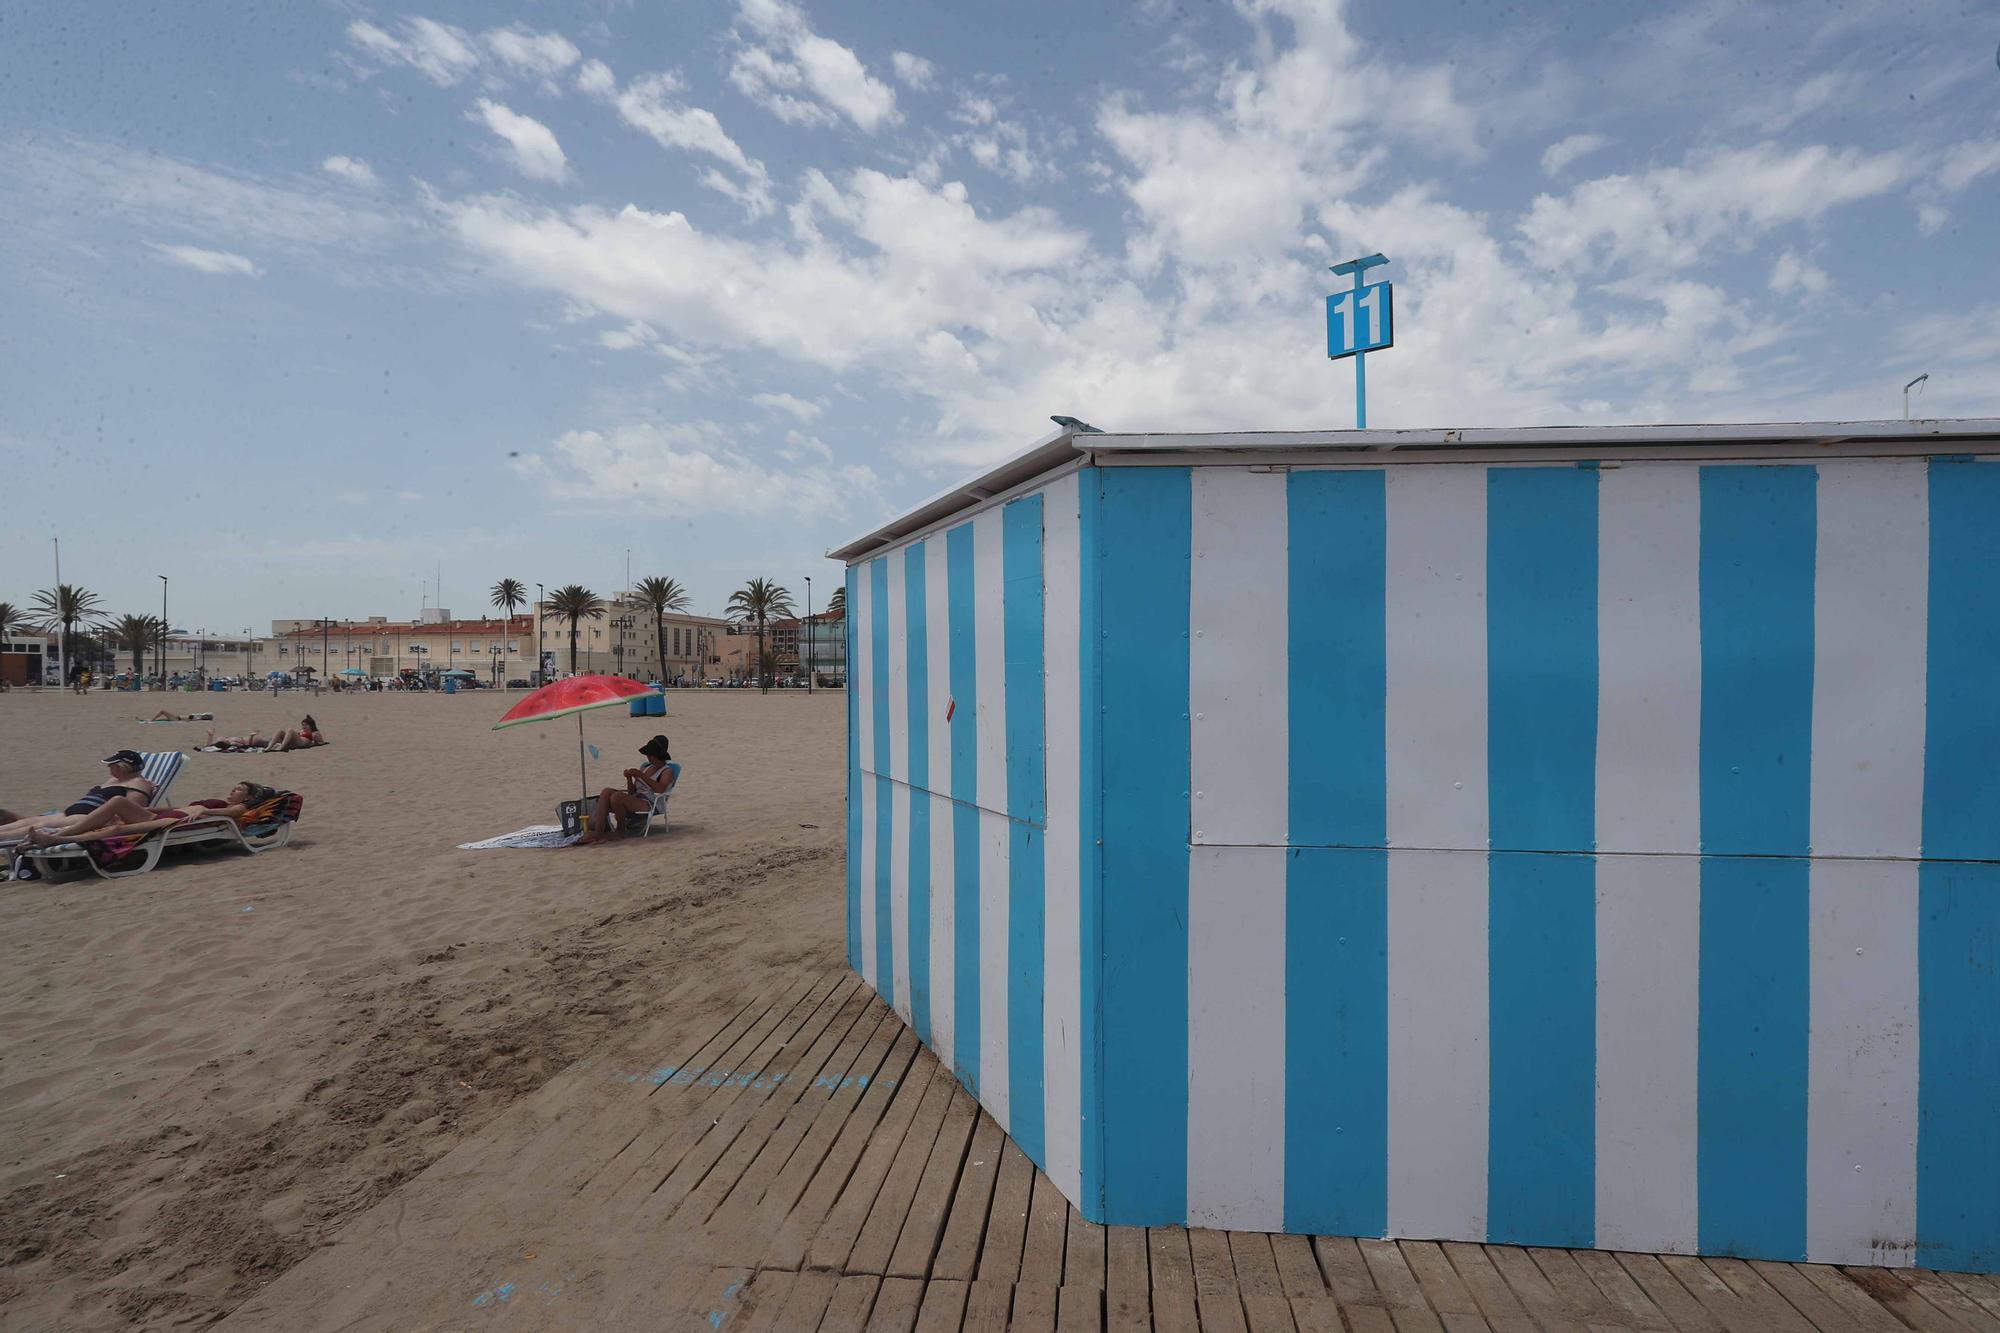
(632, 981), (875, 1232)
(1291, 1295), (1360, 1333)
(1189, 1228), (1250, 1333)
(1742, 1262), (1879, 1333)
(1657, 1255), (1767, 1333)
(1243, 1290), (1300, 1333)
(1149, 1229), (1201, 1333)
(1013, 1281), (1061, 1333)
(914, 1279), (971, 1333)
(1401, 1241), (1483, 1319)
(846, 1066), (962, 1274)
(865, 1277), (926, 1333)
(735, 1270), (799, 1333)
(1020, 1171), (1072, 1287)
(886, 1084), (981, 1279)
(1530, 1248), (1623, 1327)
(1796, 1264), (1939, 1333)
(961, 1280), (1015, 1333)
(1270, 1234), (1325, 1301)
(1893, 1267), (2000, 1332)
(1058, 1283), (1106, 1333)
(1613, 1253), (1724, 1333)
(976, 1138), (1037, 1286)
(1486, 1244), (1587, 1333)
(773, 1270), (843, 1333)
(932, 1114), (1006, 1282)
(1065, 1208), (1108, 1290)
(703, 1000), (897, 1235)
(1360, 1238), (1443, 1330)
(757, 1029), (923, 1267)
(1232, 1232), (1285, 1299)
(1940, 1272), (2000, 1325)
(820, 1275), (882, 1333)
(1315, 1235), (1386, 1310)
(1698, 1257), (1817, 1333)
(788, 1038), (934, 1271)
(1567, 1250), (1679, 1332)
(1105, 1225), (1151, 1333)
(1438, 1243), (1530, 1327)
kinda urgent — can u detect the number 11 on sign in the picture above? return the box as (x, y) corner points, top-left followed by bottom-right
(1326, 282), (1392, 359)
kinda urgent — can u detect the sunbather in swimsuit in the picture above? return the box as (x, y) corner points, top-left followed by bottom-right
(0, 752), (158, 841)
(265, 715), (327, 752)
(205, 729), (267, 751)
(23, 783), (277, 847)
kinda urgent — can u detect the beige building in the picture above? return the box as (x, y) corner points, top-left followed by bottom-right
(254, 614), (537, 683)
(532, 594), (731, 683)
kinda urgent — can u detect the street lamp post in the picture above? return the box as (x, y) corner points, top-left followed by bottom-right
(157, 574), (168, 685)
(535, 583), (545, 684)
(804, 575), (813, 695)
(611, 613), (635, 678)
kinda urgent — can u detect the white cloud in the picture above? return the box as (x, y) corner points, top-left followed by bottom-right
(1769, 250), (1829, 297)
(346, 17), (481, 87)
(151, 242), (260, 276)
(1540, 132), (1610, 177)
(577, 58), (617, 99)
(482, 25), (581, 84)
(471, 100), (570, 183)
(1520, 143), (1905, 274)
(731, 0), (898, 132)
(752, 391), (825, 421)
(320, 155), (378, 187)
(612, 74), (773, 216)
(1938, 140), (2000, 193)
(1917, 203), (1948, 236)
(891, 51), (935, 90)
(513, 420), (881, 518)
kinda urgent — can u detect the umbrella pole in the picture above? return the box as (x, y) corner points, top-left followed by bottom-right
(578, 712), (589, 806)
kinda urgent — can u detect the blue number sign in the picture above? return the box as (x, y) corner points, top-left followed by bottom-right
(1327, 281), (1393, 360)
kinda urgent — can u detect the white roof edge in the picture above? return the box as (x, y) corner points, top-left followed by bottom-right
(828, 418), (2000, 564)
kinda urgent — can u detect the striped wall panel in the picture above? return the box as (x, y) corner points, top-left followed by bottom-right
(846, 455), (2000, 1271)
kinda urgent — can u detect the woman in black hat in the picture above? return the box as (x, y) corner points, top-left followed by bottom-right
(581, 735), (677, 841)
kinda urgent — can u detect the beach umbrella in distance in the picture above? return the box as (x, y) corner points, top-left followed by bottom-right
(441, 668), (477, 678)
(492, 673), (654, 803)
(339, 667), (367, 677)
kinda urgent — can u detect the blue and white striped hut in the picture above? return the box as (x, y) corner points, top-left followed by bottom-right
(831, 418), (2000, 1272)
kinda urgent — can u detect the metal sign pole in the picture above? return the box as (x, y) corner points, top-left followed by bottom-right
(1329, 253), (1390, 429)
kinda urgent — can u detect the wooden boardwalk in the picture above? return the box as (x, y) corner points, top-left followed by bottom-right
(230, 967), (2000, 1331)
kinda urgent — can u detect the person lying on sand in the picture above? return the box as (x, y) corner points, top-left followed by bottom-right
(205, 729), (268, 752)
(0, 750), (158, 842)
(144, 709), (215, 722)
(579, 735), (676, 843)
(264, 715), (328, 752)
(23, 782), (281, 847)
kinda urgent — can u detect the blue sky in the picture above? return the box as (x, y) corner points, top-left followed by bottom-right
(2, 0), (1995, 632)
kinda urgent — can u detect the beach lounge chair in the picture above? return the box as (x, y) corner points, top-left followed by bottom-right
(0, 751), (184, 852)
(630, 762), (682, 837)
(21, 792), (304, 881)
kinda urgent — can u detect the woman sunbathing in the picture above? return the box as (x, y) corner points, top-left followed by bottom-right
(205, 729), (268, 751)
(23, 783), (280, 847)
(144, 709), (214, 722)
(265, 715), (328, 752)
(0, 751), (158, 842)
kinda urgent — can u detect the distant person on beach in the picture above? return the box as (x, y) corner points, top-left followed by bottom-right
(0, 750), (158, 841)
(580, 735), (676, 842)
(144, 709), (214, 722)
(21, 782), (282, 847)
(205, 729), (268, 751)
(264, 715), (327, 752)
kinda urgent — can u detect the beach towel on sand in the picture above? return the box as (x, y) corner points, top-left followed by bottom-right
(458, 824), (581, 850)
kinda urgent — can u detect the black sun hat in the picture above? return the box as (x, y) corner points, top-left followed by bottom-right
(101, 748), (144, 769)
(639, 735), (672, 761)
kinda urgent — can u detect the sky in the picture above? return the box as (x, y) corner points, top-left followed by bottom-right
(2, 0), (1996, 633)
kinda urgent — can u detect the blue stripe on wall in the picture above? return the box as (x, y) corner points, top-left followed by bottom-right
(1918, 459), (2000, 1270)
(948, 522), (981, 1093)
(1697, 464), (1815, 1260)
(1098, 466), (1191, 1225)
(906, 544), (933, 1044)
(871, 557), (895, 1008)
(1486, 466), (1597, 1247)
(847, 564), (862, 971)
(1284, 469), (1387, 1235)
(1077, 473), (1105, 1217)
(1004, 495), (1048, 1165)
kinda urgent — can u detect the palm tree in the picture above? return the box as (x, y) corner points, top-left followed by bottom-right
(726, 577), (795, 693)
(0, 601), (22, 644)
(112, 614), (166, 679)
(547, 585), (603, 675)
(633, 575), (691, 682)
(827, 585), (845, 617)
(490, 578), (526, 620)
(32, 584), (105, 673)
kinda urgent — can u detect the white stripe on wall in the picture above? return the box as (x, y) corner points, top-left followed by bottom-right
(1810, 460), (1928, 860)
(974, 509), (1009, 816)
(978, 806), (1012, 1128)
(858, 775), (878, 990)
(1807, 459), (1925, 1266)
(1189, 469), (1288, 846)
(1807, 860), (1920, 1266)
(887, 547), (910, 788)
(1042, 471), (1085, 1202)
(926, 533), (957, 1073)
(1187, 844), (1286, 1230)
(1595, 462), (1701, 1252)
(890, 779), (912, 1025)
(1384, 466), (1488, 1241)
(855, 560), (875, 777)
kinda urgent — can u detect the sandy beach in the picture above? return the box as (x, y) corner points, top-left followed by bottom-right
(0, 685), (846, 1330)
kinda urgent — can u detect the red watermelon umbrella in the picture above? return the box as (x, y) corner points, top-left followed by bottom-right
(494, 674), (656, 804)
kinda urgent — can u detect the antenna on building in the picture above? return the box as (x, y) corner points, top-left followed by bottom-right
(1904, 372), (1929, 420)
